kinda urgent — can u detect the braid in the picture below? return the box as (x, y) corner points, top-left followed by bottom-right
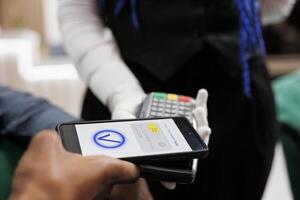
(98, 0), (140, 29)
(236, 0), (266, 98)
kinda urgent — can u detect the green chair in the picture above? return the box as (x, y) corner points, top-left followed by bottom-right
(273, 70), (300, 200)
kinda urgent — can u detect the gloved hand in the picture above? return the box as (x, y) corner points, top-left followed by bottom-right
(108, 84), (146, 119)
(193, 89), (211, 145)
(161, 89), (211, 190)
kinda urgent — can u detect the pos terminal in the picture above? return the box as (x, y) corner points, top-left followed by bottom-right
(138, 92), (199, 184)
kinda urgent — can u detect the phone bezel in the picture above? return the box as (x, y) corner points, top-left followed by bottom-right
(57, 117), (208, 164)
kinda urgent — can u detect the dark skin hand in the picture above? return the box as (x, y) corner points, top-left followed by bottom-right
(109, 178), (154, 200)
(9, 131), (140, 200)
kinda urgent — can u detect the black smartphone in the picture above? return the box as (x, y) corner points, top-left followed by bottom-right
(140, 159), (198, 184)
(57, 117), (208, 164)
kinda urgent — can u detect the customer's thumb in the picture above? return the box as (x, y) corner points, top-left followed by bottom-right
(102, 158), (140, 185)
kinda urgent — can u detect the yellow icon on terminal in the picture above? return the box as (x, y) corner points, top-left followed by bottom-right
(167, 94), (178, 101)
(147, 123), (160, 134)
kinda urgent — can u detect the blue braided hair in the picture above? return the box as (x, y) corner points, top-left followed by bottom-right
(236, 0), (266, 98)
(98, 0), (139, 29)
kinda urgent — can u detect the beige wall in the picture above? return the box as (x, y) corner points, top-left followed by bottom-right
(0, 0), (45, 41)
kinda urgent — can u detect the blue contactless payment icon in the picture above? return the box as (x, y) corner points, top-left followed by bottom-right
(93, 130), (125, 149)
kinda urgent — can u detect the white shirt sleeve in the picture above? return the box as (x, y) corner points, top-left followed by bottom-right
(260, 0), (296, 25)
(58, 0), (143, 106)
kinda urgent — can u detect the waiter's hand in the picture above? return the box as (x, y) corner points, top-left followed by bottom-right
(161, 89), (211, 190)
(109, 85), (146, 119)
(10, 131), (139, 200)
(193, 89), (211, 145)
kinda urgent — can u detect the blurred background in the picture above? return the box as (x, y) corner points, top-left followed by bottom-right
(0, 0), (84, 118)
(0, 0), (300, 199)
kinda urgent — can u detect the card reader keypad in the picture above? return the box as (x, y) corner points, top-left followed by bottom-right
(148, 92), (195, 123)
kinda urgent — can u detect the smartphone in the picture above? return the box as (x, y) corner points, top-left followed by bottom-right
(57, 117), (208, 164)
(140, 159), (198, 184)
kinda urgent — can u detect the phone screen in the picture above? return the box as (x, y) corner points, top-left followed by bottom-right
(75, 119), (193, 158)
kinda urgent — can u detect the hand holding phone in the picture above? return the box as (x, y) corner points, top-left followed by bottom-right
(11, 131), (139, 200)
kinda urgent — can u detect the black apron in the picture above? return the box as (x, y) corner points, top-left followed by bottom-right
(82, 0), (276, 199)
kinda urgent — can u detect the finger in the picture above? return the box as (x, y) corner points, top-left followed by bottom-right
(27, 131), (61, 154)
(161, 181), (176, 190)
(193, 107), (208, 128)
(109, 178), (153, 200)
(95, 157), (140, 185)
(193, 108), (211, 145)
(112, 109), (137, 120)
(197, 126), (211, 145)
(195, 89), (208, 107)
(195, 89), (208, 116)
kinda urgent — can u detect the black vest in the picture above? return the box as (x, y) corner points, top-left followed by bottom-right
(100, 0), (241, 81)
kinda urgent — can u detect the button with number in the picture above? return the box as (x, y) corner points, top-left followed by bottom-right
(156, 109), (162, 113)
(151, 107), (158, 111)
(165, 104), (172, 109)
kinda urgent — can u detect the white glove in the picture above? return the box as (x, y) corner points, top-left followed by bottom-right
(193, 89), (211, 145)
(162, 89), (212, 190)
(260, 0), (296, 25)
(109, 84), (146, 119)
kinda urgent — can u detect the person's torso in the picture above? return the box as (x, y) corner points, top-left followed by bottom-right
(99, 0), (242, 80)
